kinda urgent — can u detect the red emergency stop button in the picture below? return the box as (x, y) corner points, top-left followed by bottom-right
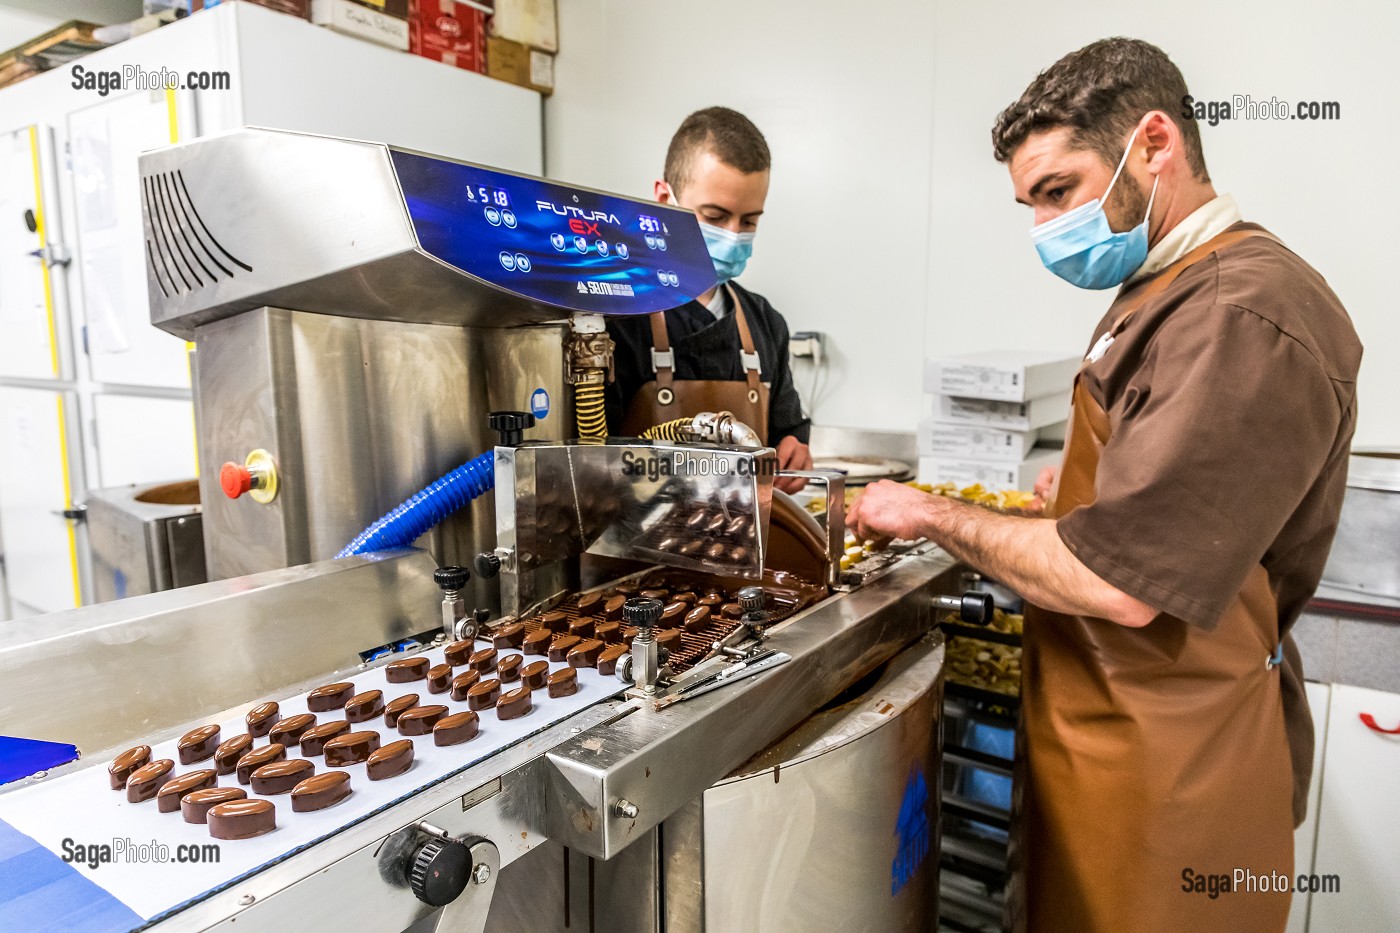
(221, 462), (253, 499)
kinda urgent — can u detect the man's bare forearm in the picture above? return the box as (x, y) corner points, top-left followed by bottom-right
(913, 495), (1157, 626)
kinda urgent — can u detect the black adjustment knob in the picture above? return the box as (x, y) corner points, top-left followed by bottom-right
(408, 837), (471, 907)
(738, 586), (766, 614)
(960, 591), (995, 626)
(434, 566), (470, 592)
(488, 410), (536, 447)
(474, 552), (502, 578)
(624, 597), (663, 627)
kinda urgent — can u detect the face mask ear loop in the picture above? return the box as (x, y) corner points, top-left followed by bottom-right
(1102, 124), (1141, 204)
(1143, 174), (1159, 225)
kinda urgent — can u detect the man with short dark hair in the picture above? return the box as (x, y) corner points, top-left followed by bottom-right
(847, 38), (1360, 931)
(606, 107), (812, 491)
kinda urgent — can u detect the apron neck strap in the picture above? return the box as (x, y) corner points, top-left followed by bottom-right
(1109, 228), (1281, 336)
(646, 285), (763, 393)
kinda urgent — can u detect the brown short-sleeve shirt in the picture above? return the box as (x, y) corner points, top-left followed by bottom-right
(1056, 222), (1362, 636)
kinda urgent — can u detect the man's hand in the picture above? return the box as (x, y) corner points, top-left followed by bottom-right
(846, 480), (934, 542)
(775, 436), (812, 494)
(1033, 466), (1058, 503)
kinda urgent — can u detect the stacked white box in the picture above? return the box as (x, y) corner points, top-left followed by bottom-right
(919, 350), (1077, 491)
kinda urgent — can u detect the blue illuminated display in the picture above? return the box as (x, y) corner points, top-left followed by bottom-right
(389, 150), (716, 315)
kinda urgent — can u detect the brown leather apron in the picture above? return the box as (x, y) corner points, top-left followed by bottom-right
(1018, 230), (1296, 932)
(618, 284), (770, 442)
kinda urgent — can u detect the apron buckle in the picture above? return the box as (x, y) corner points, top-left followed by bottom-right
(1265, 641), (1284, 670)
(740, 350), (761, 373)
(651, 348), (674, 372)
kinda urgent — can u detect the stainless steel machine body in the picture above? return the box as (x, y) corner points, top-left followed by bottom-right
(0, 130), (953, 931)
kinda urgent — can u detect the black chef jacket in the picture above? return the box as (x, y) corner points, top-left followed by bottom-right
(604, 281), (811, 445)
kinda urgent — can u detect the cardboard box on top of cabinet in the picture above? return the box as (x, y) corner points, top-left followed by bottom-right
(195, 0), (309, 17)
(486, 35), (553, 94)
(312, 0), (408, 50)
(410, 0), (487, 73)
(488, 0), (556, 52)
(925, 350), (1078, 403)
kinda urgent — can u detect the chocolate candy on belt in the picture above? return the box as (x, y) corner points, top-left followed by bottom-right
(450, 670), (481, 702)
(236, 743), (287, 785)
(597, 644), (629, 676)
(683, 605), (712, 632)
(672, 591), (697, 605)
(721, 603), (744, 620)
(621, 625), (640, 646)
(291, 771), (351, 813)
(323, 730), (381, 767)
(307, 681), (355, 711)
(245, 702), (280, 738)
(658, 601), (687, 628)
(396, 705), (449, 736)
(444, 639), (475, 666)
(523, 628), (554, 655)
(657, 629), (684, 653)
(548, 635), (581, 662)
(109, 745), (152, 789)
(576, 591), (604, 616)
(612, 582), (639, 597)
(521, 660), (550, 690)
(594, 620), (621, 643)
(568, 617), (595, 638)
(345, 689), (385, 723)
(497, 653), (523, 682)
(496, 687), (532, 721)
(547, 668), (579, 698)
(251, 758), (315, 795)
(384, 693), (419, 728)
(299, 720), (350, 756)
(539, 610), (570, 634)
(177, 725), (221, 765)
(469, 647), (498, 674)
(640, 588), (669, 601)
(126, 759), (174, 803)
(698, 593), (724, 607)
(385, 657), (429, 684)
(269, 713), (317, 748)
(568, 638), (605, 668)
(426, 664), (453, 695)
(212, 734), (252, 775)
(156, 769), (216, 812)
(367, 739), (415, 781)
(492, 623), (527, 649)
(433, 710), (480, 746)
(182, 786), (246, 824)
(208, 798), (275, 840)
(602, 595), (626, 620)
(466, 679), (501, 711)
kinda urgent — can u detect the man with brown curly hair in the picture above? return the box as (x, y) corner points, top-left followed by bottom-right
(848, 38), (1360, 932)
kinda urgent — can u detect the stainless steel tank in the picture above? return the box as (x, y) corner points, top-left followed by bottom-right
(1322, 449), (1400, 600)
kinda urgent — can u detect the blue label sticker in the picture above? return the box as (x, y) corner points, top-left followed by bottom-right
(530, 388), (550, 420)
(892, 762), (931, 896)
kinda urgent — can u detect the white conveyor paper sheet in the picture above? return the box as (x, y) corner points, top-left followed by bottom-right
(0, 642), (624, 930)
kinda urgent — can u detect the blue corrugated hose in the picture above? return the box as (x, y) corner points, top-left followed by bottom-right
(337, 451), (495, 558)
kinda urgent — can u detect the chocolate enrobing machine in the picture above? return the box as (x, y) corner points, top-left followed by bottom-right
(0, 129), (980, 932)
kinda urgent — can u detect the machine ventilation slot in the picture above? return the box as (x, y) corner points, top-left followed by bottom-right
(142, 169), (252, 297)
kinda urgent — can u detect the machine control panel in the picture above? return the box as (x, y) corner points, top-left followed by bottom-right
(390, 150), (718, 316)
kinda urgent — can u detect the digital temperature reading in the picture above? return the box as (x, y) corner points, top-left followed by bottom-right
(639, 214), (663, 234)
(466, 184), (512, 208)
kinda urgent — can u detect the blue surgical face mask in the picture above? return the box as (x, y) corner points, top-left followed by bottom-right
(1029, 126), (1158, 290)
(699, 222), (755, 283)
(667, 185), (755, 283)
